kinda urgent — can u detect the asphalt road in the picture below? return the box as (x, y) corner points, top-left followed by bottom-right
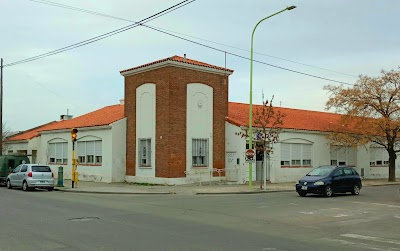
(1, 185), (399, 251)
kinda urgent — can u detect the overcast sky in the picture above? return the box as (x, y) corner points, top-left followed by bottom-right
(1, 0), (399, 131)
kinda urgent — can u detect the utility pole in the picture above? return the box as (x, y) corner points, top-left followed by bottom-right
(0, 58), (3, 155)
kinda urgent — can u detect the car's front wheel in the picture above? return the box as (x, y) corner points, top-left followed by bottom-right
(351, 184), (360, 195)
(47, 187), (54, 191)
(323, 185), (333, 197)
(22, 181), (29, 192)
(6, 180), (12, 189)
(298, 191), (307, 197)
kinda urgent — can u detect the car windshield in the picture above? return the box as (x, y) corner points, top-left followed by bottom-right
(306, 166), (333, 177)
(31, 166), (51, 172)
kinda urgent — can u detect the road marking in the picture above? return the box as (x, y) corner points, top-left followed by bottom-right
(333, 214), (349, 218)
(353, 202), (400, 208)
(341, 234), (400, 245)
(395, 215), (400, 219)
(325, 238), (400, 251)
(299, 211), (314, 215)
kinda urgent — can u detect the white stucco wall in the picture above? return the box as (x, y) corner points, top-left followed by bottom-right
(39, 127), (113, 182)
(270, 131), (329, 183)
(111, 118), (126, 182)
(225, 123), (400, 183)
(6, 137), (40, 163)
(186, 84), (213, 176)
(225, 122), (255, 183)
(136, 83), (156, 178)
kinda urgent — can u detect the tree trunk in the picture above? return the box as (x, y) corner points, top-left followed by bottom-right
(388, 147), (396, 182)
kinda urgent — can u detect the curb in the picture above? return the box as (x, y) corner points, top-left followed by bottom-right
(54, 188), (175, 195)
(364, 183), (400, 187)
(195, 190), (293, 195)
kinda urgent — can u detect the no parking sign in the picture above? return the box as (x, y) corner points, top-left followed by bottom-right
(245, 149), (256, 163)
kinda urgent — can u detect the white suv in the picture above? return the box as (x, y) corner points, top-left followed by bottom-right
(6, 164), (54, 191)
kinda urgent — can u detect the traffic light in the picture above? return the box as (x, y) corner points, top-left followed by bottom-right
(71, 128), (78, 142)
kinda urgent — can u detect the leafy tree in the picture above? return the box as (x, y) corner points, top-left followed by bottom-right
(325, 68), (400, 181)
(236, 95), (285, 189)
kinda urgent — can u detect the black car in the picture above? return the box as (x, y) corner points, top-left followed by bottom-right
(295, 165), (362, 197)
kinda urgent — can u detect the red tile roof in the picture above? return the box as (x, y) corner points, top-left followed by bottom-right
(120, 55), (234, 74)
(227, 102), (342, 132)
(7, 104), (124, 141)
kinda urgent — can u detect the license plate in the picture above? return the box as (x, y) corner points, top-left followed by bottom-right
(301, 186), (307, 190)
(39, 181), (46, 183)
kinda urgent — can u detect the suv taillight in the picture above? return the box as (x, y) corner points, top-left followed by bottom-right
(52, 172), (54, 178)
(28, 172), (32, 177)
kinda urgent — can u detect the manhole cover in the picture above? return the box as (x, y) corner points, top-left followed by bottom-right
(68, 217), (99, 222)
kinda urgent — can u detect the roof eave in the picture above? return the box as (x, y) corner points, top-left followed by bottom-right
(39, 125), (112, 135)
(120, 60), (233, 77)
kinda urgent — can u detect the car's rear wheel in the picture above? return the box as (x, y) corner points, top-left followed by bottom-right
(47, 187), (54, 191)
(351, 184), (360, 195)
(298, 191), (307, 197)
(22, 181), (29, 192)
(6, 180), (12, 189)
(323, 185), (333, 197)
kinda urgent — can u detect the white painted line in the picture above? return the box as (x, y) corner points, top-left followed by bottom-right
(341, 234), (400, 245)
(325, 238), (399, 251)
(299, 211), (314, 215)
(333, 214), (349, 218)
(395, 215), (400, 219)
(353, 202), (400, 208)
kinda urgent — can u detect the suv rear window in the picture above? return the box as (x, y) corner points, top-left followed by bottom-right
(32, 166), (52, 172)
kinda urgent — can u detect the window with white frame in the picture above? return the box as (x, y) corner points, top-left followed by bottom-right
(48, 142), (68, 164)
(138, 139), (151, 166)
(77, 140), (102, 165)
(192, 138), (209, 167)
(280, 143), (312, 167)
(330, 146), (356, 166)
(370, 147), (389, 166)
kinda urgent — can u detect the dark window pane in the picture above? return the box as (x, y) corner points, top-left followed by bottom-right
(32, 166), (51, 172)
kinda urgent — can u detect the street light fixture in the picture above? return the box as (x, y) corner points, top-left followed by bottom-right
(248, 6), (296, 191)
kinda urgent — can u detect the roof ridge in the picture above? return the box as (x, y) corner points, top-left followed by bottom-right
(70, 103), (123, 121)
(120, 55), (234, 73)
(6, 120), (58, 141)
(228, 101), (340, 116)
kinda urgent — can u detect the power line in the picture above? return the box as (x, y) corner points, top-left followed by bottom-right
(26, 0), (358, 79)
(4, 0), (196, 67)
(145, 26), (353, 86)
(17, 0), (354, 86)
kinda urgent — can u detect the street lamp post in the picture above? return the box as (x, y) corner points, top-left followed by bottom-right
(248, 6), (296, 190)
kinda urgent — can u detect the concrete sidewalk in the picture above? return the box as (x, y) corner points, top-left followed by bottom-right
(54, 179), (400, 195)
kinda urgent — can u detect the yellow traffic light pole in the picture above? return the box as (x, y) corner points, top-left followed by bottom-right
(71, 128), (78, 188)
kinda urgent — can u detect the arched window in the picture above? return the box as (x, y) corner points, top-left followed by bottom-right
(280, 139), (313, 167)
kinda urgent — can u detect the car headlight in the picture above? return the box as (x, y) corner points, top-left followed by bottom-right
(314, 181), (324, 185)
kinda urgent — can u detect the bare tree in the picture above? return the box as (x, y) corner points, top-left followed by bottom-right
(2, 122), (12, 155)
(236, 95), (285, 189)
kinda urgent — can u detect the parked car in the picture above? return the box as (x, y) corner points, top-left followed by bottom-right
(295, 165), (362, 197)
(0, 155), (30, 185)
(6, 164), (54, 191)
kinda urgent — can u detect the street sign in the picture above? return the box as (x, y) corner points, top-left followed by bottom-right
(245, 149), (256, 163)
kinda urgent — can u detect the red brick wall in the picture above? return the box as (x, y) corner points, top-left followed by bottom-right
(124, 66), (229, 178)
